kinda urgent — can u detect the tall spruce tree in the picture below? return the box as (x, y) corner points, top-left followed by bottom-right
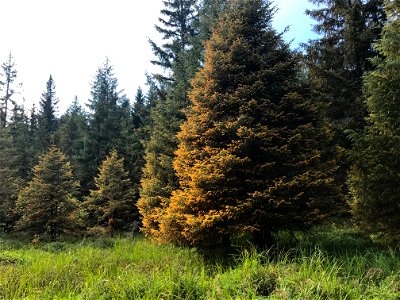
(117, 96), (145, 188)
(0, 53), (18, 127)
(9, 104), (33, 180)
(85, 150), (136, 232)
(129, 87), (149, 186)
(159, 0), (340, 248)
(28, 104), (40, 174)
(37, 75), (59, 153)
(16, 147), (82, 239)
(133, 87), (147, 128)
(304, 0), (386, 189)
(141, 0), (204, 237)
(84, 59), (126, 191)
(138, 0), (202, 236)
(149, 0), (198, 84)
(56, 97), (88, 190)
(0, 125), (21, 232)
(349, 0), (400, 244)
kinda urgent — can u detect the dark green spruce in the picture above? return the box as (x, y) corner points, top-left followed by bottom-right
(349, 0), (400, 245)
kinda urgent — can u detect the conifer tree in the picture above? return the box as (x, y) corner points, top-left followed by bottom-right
(133, 85), (154, 131)
(117, 97), (144, 187)
(0, 125), (21, 232)
(349, 0), (400, 243)
(197, 0), (227, 48)
(16, 147), (82, 239)
(9, 104), (33, 180)
(138, 96), (187, 237)
(145, 75), (163, 110)
(0, 53), (18, 127)
(138, 0), (197, 235)
(85, 150), (136, 232)
(84, 59), (127, 191)
(27, 104), (40, 174)
(56, 97), (88, 189)
(149, 0), (198, 84)
(304, 0), (386, 188)
(133, 87), (146, 127)
(29, 104), (39, 135)
(305, 0), (385, 132)
(37, 75), (59, 153)
(159, 0), (340, 247)
(129, 87), (149, 185)
(138, 0), (224, 237)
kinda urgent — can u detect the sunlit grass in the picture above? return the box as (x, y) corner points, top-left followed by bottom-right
(0, 226), (399, 299)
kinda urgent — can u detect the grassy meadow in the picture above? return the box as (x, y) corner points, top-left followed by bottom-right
(0, 225), (399, 299)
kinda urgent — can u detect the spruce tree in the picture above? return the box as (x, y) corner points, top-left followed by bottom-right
(160, 0), (340, 247)
(197, 0), (227, 47)
(138, 0), (224, 238)
(16, 147), (82, 239)
(84, 59), (127, 191)
(0, 53), (18, 127)
(304, 0), (386, 189)
(85, 150), (136, 232)
(133, 87), (147, 128)
(349, 0), (400, 244)
(138, 96), (188, 237)
(149, 0), (198, 84)
(0, 125), (21, 232)
(27, 104), (40, 174)
(129, 87), (149, 186)
(9, 104), (33, 180)
(37, 75), (59, 153)
(56, 97), (88, 189)
(117, 96), (145, 188)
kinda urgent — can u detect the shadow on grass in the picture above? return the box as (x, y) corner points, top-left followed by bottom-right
(289, 222), (381, 255)
(194, 220), (400, 270)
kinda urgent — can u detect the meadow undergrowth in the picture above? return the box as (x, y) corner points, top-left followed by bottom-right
(0, 225), (399, 299)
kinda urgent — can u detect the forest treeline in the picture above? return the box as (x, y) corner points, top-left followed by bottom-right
(0, 0), (399, 247)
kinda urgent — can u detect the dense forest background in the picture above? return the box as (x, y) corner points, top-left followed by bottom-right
(0, 0), (399, 248)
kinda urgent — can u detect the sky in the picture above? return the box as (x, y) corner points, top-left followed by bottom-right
(0, 0), (317, 114)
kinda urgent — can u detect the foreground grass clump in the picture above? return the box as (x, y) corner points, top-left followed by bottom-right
(0, 236), (208, 299)
(0, 227), (399, 299)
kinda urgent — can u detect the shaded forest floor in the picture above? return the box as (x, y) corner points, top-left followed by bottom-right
(0, 224), (399, 299)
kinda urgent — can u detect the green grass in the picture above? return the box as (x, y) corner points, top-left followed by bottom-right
(0, 225), (399, 299)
